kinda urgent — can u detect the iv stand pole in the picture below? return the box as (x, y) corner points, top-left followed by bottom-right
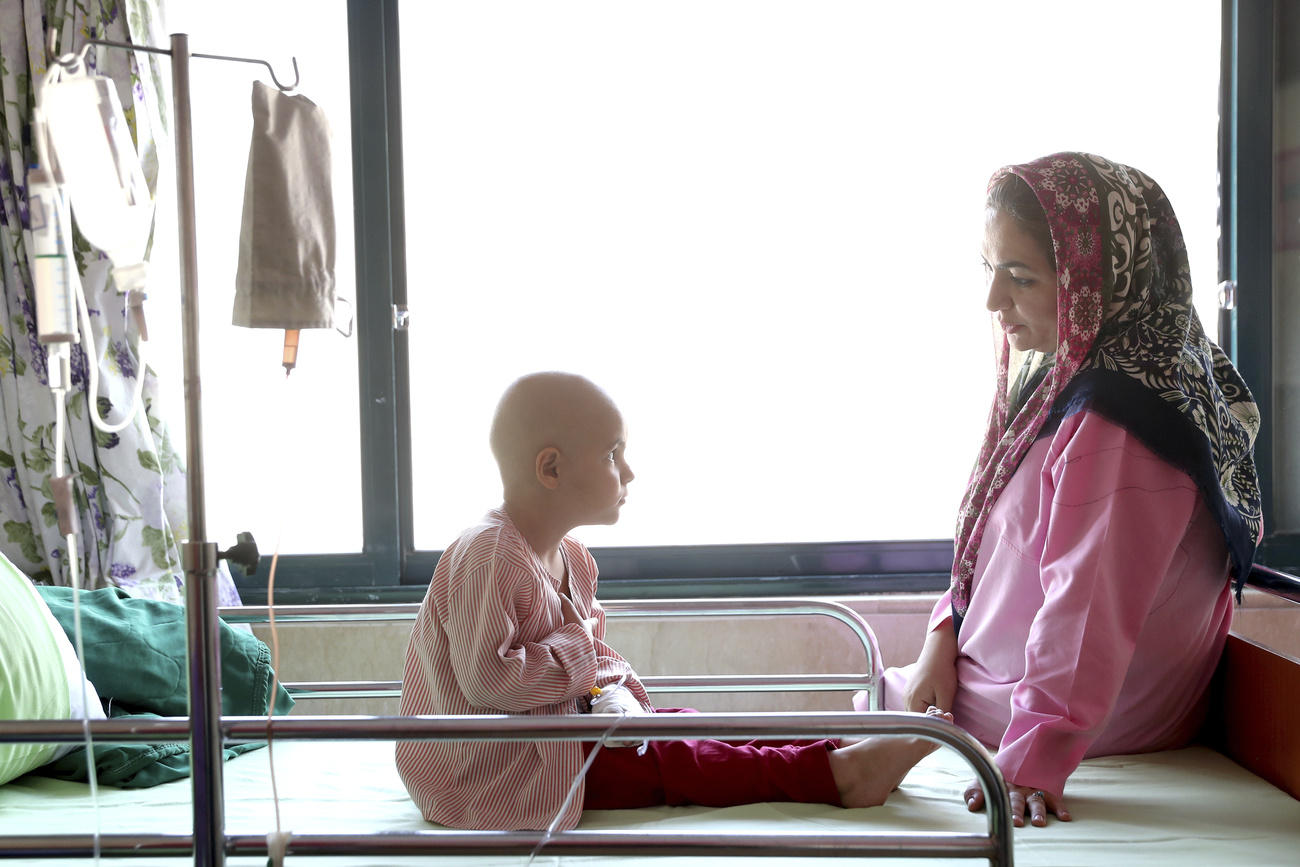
(75, 31), (225, 867)
(169, 33), (225, 867)
(65, 28), (300, 866)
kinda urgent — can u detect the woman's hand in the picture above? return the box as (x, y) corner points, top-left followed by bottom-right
(964, 780), (1071, 827)
(902, 624), (958, 713)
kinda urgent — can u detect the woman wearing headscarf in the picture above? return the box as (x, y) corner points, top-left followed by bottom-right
(871, 153), (1262, 827)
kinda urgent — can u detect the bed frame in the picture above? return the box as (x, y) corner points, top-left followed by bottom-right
(2, 572), (1297, 865)
(230, 597), (888, 706)
(2, 597), (1013, 863)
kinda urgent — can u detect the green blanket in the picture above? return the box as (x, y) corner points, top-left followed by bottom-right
(34, 585), (294, 788)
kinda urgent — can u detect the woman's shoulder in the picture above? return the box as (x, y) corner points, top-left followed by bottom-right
(1050, 409), (1159, 455)
(1047, 410), (1197, 493)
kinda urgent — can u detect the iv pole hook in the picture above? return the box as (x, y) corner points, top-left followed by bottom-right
(48, 29), (302, 93)
(44, 29), (93, 74)
(191, 51), (300, 92)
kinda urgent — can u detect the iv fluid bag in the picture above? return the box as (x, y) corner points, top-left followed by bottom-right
(40, 73), (154, 267)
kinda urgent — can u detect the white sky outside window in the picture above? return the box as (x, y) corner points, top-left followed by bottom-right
(150, 1), (361, 554)
(401, 1), (1223, 549)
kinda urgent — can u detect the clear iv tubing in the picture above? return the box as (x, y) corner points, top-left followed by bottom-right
(524, 671), (632, 867)
(263, 372), (295, 867)
(74, 268), (148, 434)
(50, 346), (102, 866)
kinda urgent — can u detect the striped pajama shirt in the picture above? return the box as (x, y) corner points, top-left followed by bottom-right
(396, 508), (651, 830)
(397, 507), (840, 830)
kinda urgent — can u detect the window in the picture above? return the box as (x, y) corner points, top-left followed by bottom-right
(1273, 2), (1300, 537)
(148, 0), (1288, 601)
(398, 1), (1223, 550)
(151, 1), (362, 556)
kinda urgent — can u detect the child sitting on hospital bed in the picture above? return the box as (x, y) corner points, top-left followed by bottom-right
(396, 371), (948, 831)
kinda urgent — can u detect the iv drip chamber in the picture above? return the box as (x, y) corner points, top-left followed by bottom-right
(27, 165), (78, 343)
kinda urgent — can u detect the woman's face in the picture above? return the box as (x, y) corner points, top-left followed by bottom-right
(981, 210), (1059, 354)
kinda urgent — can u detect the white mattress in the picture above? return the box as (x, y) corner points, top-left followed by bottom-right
(1, 738), (1298, 866)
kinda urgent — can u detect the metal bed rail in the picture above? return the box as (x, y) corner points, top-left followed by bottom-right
(221, 597), (887, 708)
(277, 674), (875, 700)
(0, 832), (1003, 861)
(1248, 563), (1300, 604)
(0, 712), (1013, 864)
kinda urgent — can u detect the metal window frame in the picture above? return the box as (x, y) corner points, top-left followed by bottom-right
(1224, 0), (1300, 572)
(236, 0), (1296, 604)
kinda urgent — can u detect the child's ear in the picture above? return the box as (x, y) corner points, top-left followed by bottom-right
(535, 447), (561, 490)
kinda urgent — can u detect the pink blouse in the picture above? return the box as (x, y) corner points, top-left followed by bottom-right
(883, 411), (1232, 795)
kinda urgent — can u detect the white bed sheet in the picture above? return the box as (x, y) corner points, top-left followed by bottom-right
(1, 738), (1297, 866)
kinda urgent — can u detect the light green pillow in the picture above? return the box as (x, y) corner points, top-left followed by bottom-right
(0, 553), (72, 784)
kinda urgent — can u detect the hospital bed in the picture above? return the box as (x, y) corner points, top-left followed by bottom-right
(2, 575), (1299, 865)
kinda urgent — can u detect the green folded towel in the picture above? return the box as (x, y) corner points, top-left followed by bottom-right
(34, 585), (294, 787)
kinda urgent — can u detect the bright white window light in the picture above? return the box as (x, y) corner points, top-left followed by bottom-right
(151, 1), (361, 555)
(401, 0), (1222, 549)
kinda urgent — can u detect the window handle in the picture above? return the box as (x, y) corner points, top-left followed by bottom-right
(1218, 280), (1237, 311)
(1217, 280), (1237, 357)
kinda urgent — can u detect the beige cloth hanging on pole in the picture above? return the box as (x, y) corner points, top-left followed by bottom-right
(233, 80), (335, 329)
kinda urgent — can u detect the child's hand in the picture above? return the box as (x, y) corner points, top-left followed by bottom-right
(559, 594), (597, 638)
(590, 684), (644, 716)
(589, 684), (648, 751)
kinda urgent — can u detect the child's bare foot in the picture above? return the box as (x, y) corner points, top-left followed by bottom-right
(828, 707), (953, 808)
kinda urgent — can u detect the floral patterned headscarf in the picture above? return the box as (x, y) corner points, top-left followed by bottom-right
(951, 152), (1262, 620)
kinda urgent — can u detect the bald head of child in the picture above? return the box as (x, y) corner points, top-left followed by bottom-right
(489, 372), (634, 537)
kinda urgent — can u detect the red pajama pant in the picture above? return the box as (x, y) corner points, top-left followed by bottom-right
(581, 708), (842, 809)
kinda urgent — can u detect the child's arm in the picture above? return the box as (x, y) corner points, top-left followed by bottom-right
(588, 598), (654, 712)
(564, 542), (654, 712)
(441, 564), (598, 713)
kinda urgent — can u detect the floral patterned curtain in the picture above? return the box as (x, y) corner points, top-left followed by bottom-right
(0, 0), (241, 605)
